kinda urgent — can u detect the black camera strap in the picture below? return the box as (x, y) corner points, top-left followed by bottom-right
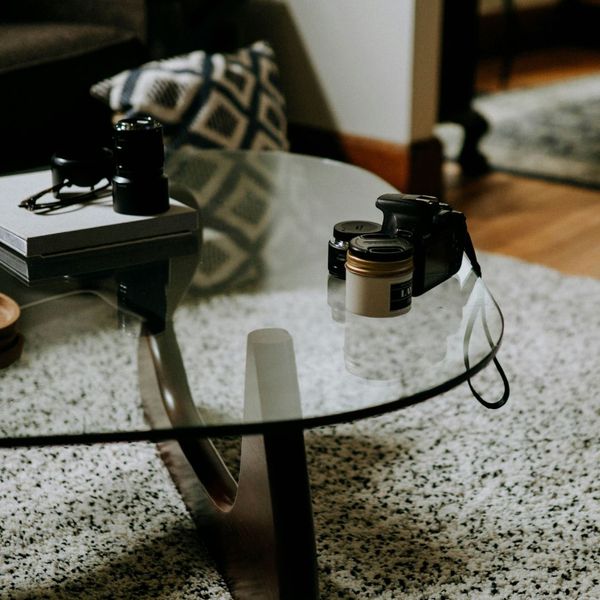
(19, 180), (111, 213)
(463, 230), (482, 278)
(463, 232), (510, 409)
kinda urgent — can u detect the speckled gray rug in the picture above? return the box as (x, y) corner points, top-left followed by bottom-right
(1, 252), (599, 599)
(436, 74), (600, 189)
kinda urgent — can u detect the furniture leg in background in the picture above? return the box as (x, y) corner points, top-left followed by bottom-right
(438, 0), (490, 176)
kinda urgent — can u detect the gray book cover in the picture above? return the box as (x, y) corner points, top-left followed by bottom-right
(0, 170), (199, 257)
(0, 232), (199, 283)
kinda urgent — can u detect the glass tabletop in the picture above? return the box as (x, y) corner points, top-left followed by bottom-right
(0, 150), (504, 446)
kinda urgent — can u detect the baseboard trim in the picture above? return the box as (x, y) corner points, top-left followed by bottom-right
(287, 124), (443, 198)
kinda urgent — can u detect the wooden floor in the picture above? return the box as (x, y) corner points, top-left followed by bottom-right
(445, 47), (600, 279)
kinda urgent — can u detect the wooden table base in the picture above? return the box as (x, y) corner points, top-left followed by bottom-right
(140, 326), (320, 599)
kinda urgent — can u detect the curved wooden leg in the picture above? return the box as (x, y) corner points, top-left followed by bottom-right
(140, 326), (319, 599)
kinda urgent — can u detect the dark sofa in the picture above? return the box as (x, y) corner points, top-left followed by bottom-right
(0, 0), (245, 174)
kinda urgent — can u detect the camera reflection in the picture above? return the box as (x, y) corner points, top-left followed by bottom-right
(340, 264), (477, 381)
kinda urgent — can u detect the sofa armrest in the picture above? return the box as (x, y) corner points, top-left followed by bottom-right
(3, 0), (147, 40)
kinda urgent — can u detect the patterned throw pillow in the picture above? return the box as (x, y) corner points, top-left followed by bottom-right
(90, 41), (289, 153)
(167, 148), (277, 294)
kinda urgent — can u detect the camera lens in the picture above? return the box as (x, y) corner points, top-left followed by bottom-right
(345, 234), (414, 318)
(328, 220), (380, 278)
(112, 116), (170, 215)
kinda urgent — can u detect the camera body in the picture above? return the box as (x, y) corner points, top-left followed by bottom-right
(328, 193), (467, 305)
(375, 193), (466, 296)
(19, 116), (170, 215)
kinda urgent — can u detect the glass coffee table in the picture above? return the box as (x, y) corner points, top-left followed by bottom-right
(0, 150), (507, 599)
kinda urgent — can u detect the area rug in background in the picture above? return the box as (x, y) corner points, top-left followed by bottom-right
(435, 74), (600, 189)
(1, 252), (599, 599)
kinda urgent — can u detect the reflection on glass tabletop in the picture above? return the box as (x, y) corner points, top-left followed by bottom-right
(0, 151), (504, 445)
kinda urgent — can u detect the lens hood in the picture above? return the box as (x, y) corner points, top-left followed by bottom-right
(50, 147), (113, 189)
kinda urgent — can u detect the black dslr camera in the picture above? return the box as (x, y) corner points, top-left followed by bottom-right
(375, 193), (466, 296)
(19, 115), (169, 216)
(328, 193), (467, 297)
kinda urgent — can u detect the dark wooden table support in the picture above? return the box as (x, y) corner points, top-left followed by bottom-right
(140, 326), (320, 599)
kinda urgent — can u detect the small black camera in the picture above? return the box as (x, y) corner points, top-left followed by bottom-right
(329, 193), (466, 298)
(19, 116), (170, 214)
(112, 116), (170, 216)
(375, 193), (466, 296)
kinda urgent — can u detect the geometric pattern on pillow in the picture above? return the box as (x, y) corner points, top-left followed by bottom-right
(165, 148), (277, 294)
(90, 41), (289, 153)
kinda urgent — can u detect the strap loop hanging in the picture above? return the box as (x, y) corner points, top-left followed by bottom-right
(463, 232), (510, 409)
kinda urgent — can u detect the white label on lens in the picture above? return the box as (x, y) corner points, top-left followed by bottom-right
(346, 270), (412, 318)
(390, 281), (412, 311)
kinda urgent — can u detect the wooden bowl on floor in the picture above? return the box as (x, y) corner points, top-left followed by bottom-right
(0, 293), (23, 367)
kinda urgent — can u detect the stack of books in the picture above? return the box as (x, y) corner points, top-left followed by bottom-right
(0, 170), (199, 282)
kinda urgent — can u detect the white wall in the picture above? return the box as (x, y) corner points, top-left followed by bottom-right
(242, 0), (442, 145)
